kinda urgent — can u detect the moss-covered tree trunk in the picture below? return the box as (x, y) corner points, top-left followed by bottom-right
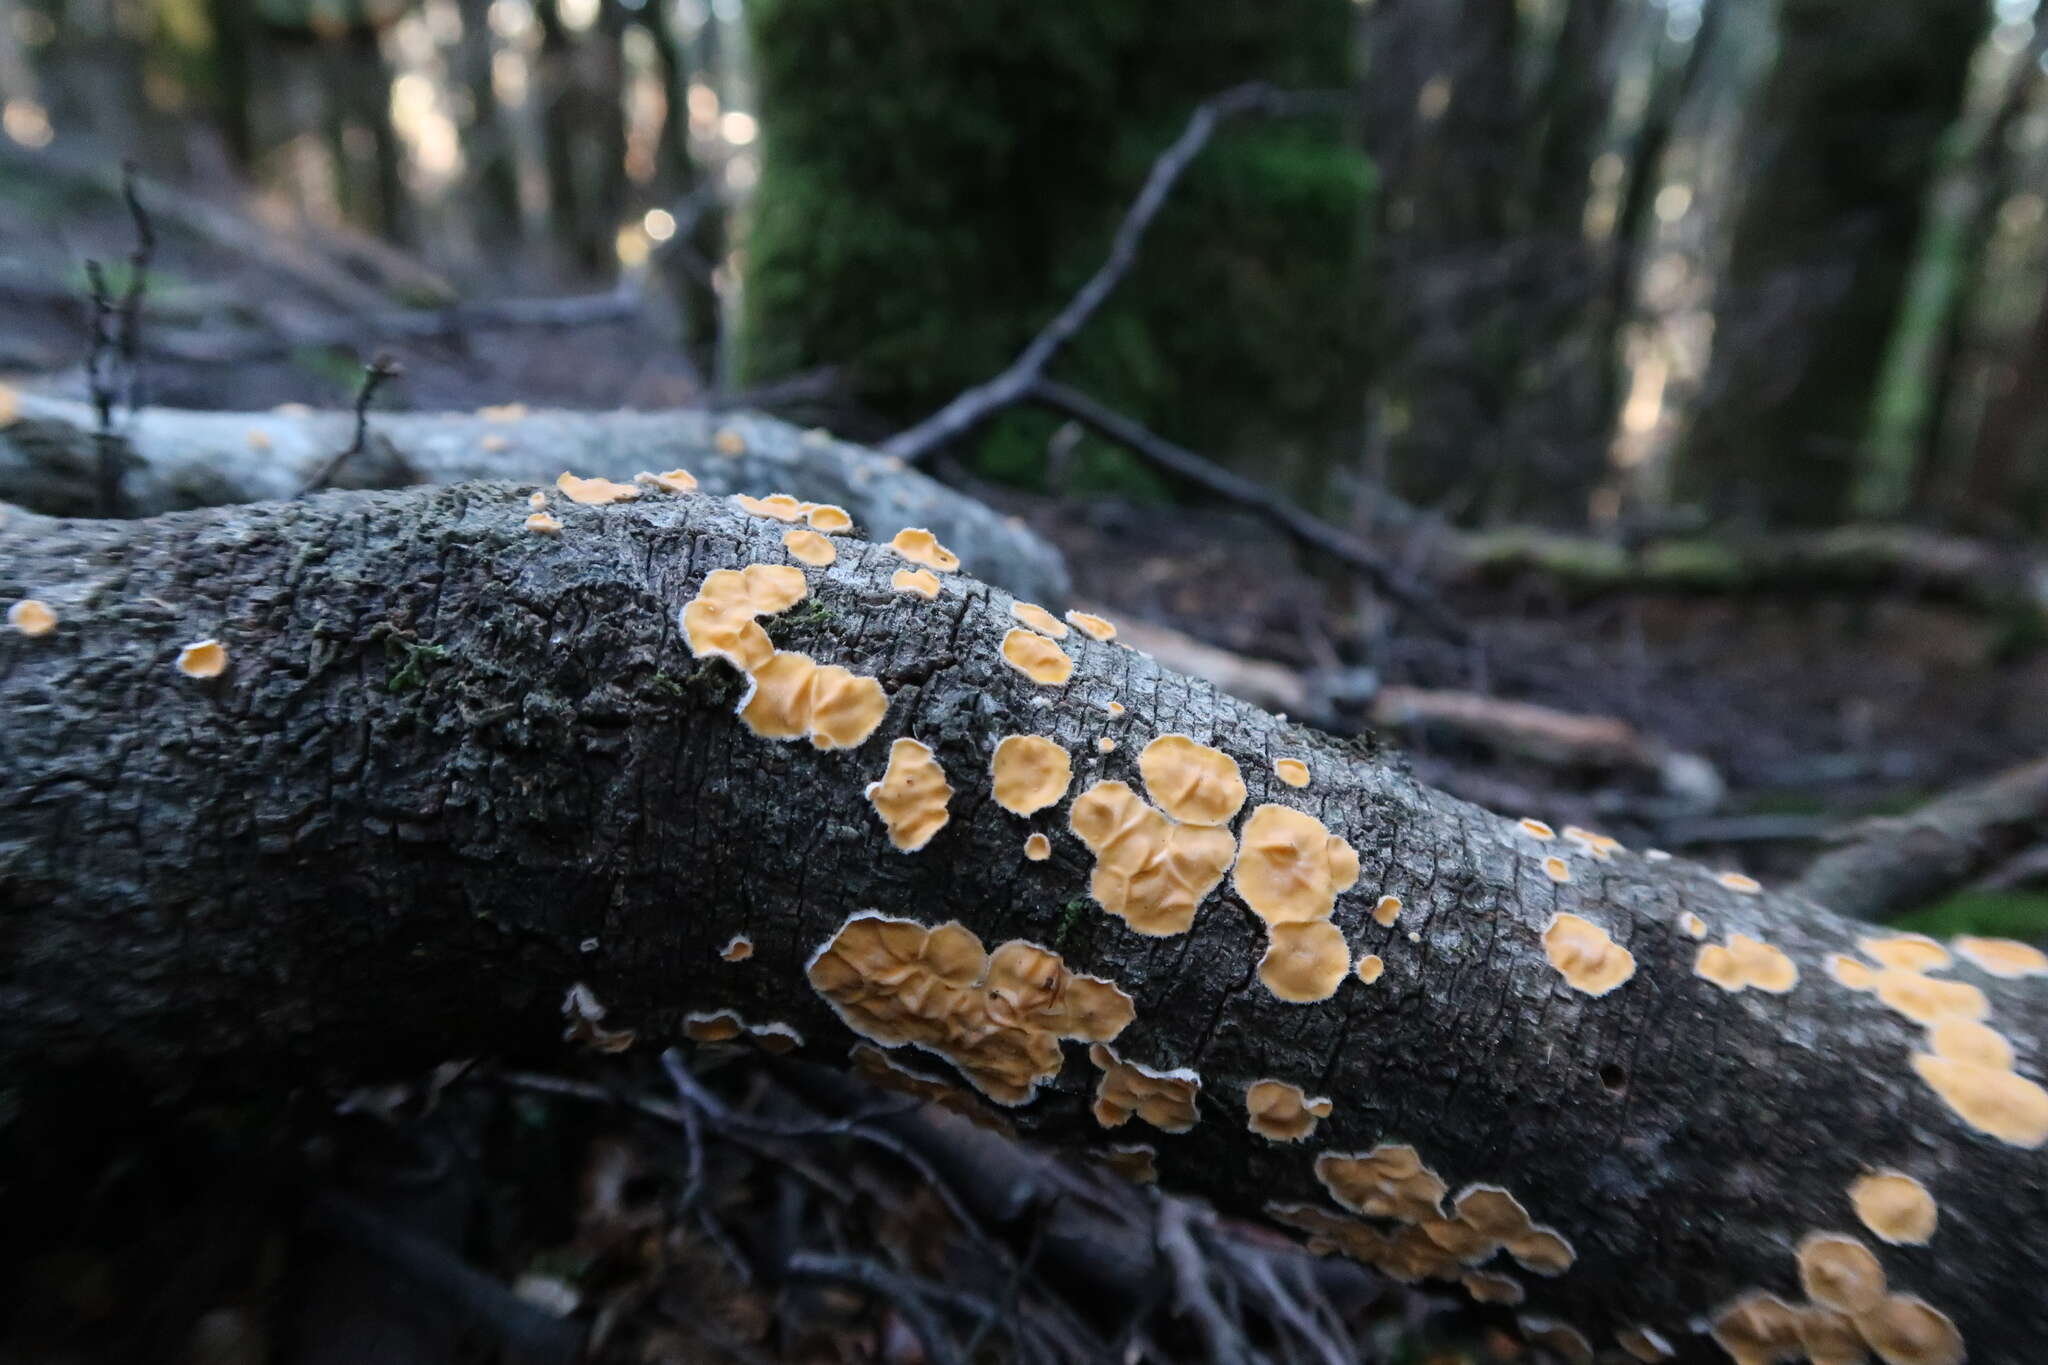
(3, 479), (2045, 1362)
(1680, 0), (1986, 527)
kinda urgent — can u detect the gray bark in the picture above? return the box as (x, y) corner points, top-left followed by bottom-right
(0, 394), (1067, 603)
(2, 483), (2044, 1360)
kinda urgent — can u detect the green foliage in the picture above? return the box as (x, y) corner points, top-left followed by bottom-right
(1888, 891), (2048, 942)
(384, 637), (451, 693)
(741, 0), (1370, 497)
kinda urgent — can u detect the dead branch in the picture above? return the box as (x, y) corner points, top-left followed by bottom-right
(80, 162), (156, 516)
(1792, 755), (2048, 920)
(299, 354), (404, 497)
(881, 83), (1346, 465)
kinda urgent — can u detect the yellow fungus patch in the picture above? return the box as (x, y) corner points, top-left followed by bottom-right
(8, 599), (56, 637)
(1105, 700), (1125, 716)
(1711, 1291), (1803, 1365)
(1796, 1307), (1867, 1365)
(1138, 735), (1246, 826)
(555, 471), (641, 505)
(1853, 1295), (1963, 1365)
(478, 402), (527, 421)
(1542, 913), (1636, 996)
(892, 568), (940, 599)
(991, 735), (1073, 816)
(809, 915), (1132, 1104)
(176, 639), (228, 679)
(1717, 870), (1762, 894)
(1233, 804), (1360, 925)
(1245, 1079), (1332, 1141)
(635, 468), (698, 494)
(1314, 1146), (1447, 1223)
(1909, 1051), (2048, 1147)
(804, 503), (852, 532)
(479, 433), (509, 453)
(1850, 1171), (1937, 1246)
(782, 528), (836, 565)
(720, 935), (754, 963)
(734, 492), (804, 521)
(1064, 610), (1117, 641)
(1563, 826), (1624, 861)
(1000, 628), (1073, 685)
(1355, 953), (1385, 984)
(1859, 933), (1952, 974)
(1372, 894), (1403, 928)
(1100, 1144), (1158, 1184)
(1617, 1327), (1674, 1362)
(1680, 912), (1708, 939)
(1953, 935), (2048, 979)
(683, 1011), (742, 1043)
(865, 738), (953, 852)
(1798, 1233), (1887, 1315)
(1519, 817), (1555, 840)
(738, 652), (888, 750)
(1540, 854), (1572, 883)
(1927, 1017), (2012, 1068)
(1069, 779), (1235, 936)
(889, 527), (960, 573)
(1097, 736), (1115, 753)
(1519, 1319), (1593, 1364)
(1872, 969), (1986, 1024)
(682, 564), (809, 672)
(1260, 921), (1351, 1002)
(1011, 602), (1068, 638)
(1506, 1227), (1575, 1275)
(1088, 1044), (1199, 1132)
(528, 491), (548, 510)
(246, 429), (273, 452)
(713, 427), (746, 455)
(1274, 757), (1311, 787)
(1694, 934), (1800, 994)
(1023, 832), (1051, 861)
(1829, 953), (1879, 990)
(0, 383), (16, 425)
(524, 511), (563, 533)
(1462, 1272), (1524, 1306)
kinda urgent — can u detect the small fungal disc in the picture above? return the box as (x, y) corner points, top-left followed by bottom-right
(8, 599), (56, 637)
(1245, 1079), (1332, 1141)
(528, 490), (548, 509)
(1850, 1171), (1937, 1246)
(1000, 628), (1072, 685)
(1069, 779), (1236, 936)
(1711, 1292), (1803, 1365)
(1011, 602), (1068, 638)
(991, 735), (1073, 816)
(1355, 953), (1385, 985)
(1274, 757), (1310, 788)
(1797, 1233), (1887, 1315)
(1259, 921), (1350, 1003)
(177, 639), (228, 679)
(1717, 870), (1762, 894)
(1909, 1051), (2048, 1147)
(1519, 818), (1555, 840)
(1138, 735), (1246, 827)
(1463, 1272), (1524, 1306)
(1854, 1295), (1964, 1365)
(1953, 935), (2048, 979)
(525, 511), (563, 533)
(783, 528), (836, 565)
(1859, 934), (1953, 973)
(893, 568), (940, 599)
(738, 651), (889, 750)
(683, 564), (809, 672)
(866, 738), (953, 852)
(1543, 914), (1635, 995)
(1233, 804), (1360, 925)
(1542, 855), (1572, 883)
(1023, 833), (1051, 861)
(889, 527), (960, 573)
(736, 492), (805, 521)
(1088, 1044), (1200, 1132)
(1097, 737), (1115, 753)
(805, 503), (853, 532)
(636, 468), (698, 493)
(1680, 912), (1708, 939)
(720, 935), (754, 962)
(556, 471), (641, 505)
(1874, 969), (1985, 1024)
(1829, 953), (1878, 990)
(1373, 895), (1403, 928)
(714, 427), (746, 454)
(1065, 610), (1116, 641)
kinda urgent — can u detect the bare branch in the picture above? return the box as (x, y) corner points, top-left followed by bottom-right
(299, 353), (404, 497)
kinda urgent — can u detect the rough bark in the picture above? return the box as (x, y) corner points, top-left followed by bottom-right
(3, 482), (2045, 1360)
(0, 394), (1068, 603)
(1794, 757), (2048, 922)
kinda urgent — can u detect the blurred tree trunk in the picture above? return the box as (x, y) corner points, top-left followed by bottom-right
(1680, 0), (1985, 527)
(455, 0), (524, 251)
(633, 0), (724, 373)
(201, 0), (256, 170)
(534, 0), (629, 278)
(1961, 275), (2048, 532)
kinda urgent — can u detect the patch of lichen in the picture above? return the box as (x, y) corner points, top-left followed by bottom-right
(741, 0), (1370, 501)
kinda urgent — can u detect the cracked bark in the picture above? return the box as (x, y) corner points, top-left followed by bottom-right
(2, 483), (2044, 1362)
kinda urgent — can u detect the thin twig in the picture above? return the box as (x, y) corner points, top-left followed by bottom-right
(80, 162), (156, 516)
(1028, 377), (1471, 642)
(300, 353), (402, 497)
(881, 83), (1346, 464)
(782, 1252), (973, 1365)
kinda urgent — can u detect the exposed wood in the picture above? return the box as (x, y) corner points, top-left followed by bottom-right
(4, 481), (2043, 1358)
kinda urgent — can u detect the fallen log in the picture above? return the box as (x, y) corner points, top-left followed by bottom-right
(1, 481), (2041, 1362)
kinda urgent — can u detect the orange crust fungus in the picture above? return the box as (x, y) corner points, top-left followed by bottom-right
(1372, 894), (1403, 928)
(1694, 933), (1800, 994)
(735, 492), (805, 521)
(892, 568), (940, 599)
(1274, 757), (1311, 788)
(1542, 854), (1572, 883)
(176, 639), (228, 679)
(1717, 870), (1763, 894)
(1023, 832), (1051, 861)
(1849, 1171), (1937, 1246)
(804, 503), (853, 532)
(1244, 1079), (1332, 1141)
(1855, 1295), (1964, 1365)
(1518, 1318), (1593, 1365)
(1797, 1233), (1887, 1315)
(1681, 912), (1709, 939)
(1138, 736), (1246, 826)
(634, 468), (698, 494)
(738, 651), (888, 750)
(1872, 970), (1986, 1025)
(865, 738), (953, 852)
(555, 471), (641, 505)
(1542, 913), (1636, 996)
(1828, 953), (1879, 990)
(1462, 1272), (1525, 1306)
(1953, 935), (2048, 979)
(849, 1044), (1015, 1135)
(1563, 826), (1623, 860)
(682, 564), (808, 672)
(682, 1010), (743, 1043)
(1616, 1327), (1674, 1362)
(1355, 953), (1384, 985)
(1711, 1291), (1804, 1365)
(1064, 610), (1117, 641)
(1100, 1144), (1158, 1183)
(1011, 602), (1068, 638)
(783, 528), (836, 565)
(807, 915), (1132, 1104)
(1314, 1146), (1447, 1223)
(1260, 921), (1350, 1003)
(1000, 628), (1073, 685)
(713, 426), (746, 455)
(1068, 780), (1235, 936)
(1857, 933), (1952, 973)
(1909, 1049), (2048, 1147)
(1088, 1044), (1200, 1132)
(527, 491), (547, 510)
(8, 599), (56, 637)
(991, 735), (1073, 816)
(1518, 818), (1556, 840)
(524, 511), (563, 533)
(1096, 736), (1115, 753)
(719, 935), (754, 963)
(1233, 804), (1360, 925)
(888, 527), (960, 573)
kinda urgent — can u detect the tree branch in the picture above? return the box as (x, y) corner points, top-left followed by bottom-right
(300, 353), (403, 497)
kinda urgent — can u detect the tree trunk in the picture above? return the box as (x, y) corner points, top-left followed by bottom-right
(1680, 0), (1985, 526)
(3, 480), (2044, 1361)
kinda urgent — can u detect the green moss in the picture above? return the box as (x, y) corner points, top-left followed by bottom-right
(383, 636), (451, 694)
(1888, 891), (2048, 941)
